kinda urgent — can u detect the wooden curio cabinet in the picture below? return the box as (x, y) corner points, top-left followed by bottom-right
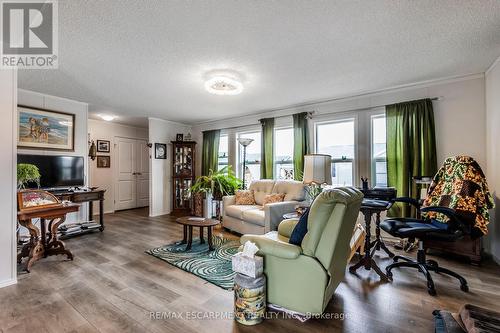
(171, 141), (196, 216)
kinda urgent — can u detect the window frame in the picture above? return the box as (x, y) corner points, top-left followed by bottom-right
(369, 110), (387, 187)
(236, 128), (262, 180)
(273, 126), (294, 179)
(314, 115), (358, 187)
(217, 133), (229, 171)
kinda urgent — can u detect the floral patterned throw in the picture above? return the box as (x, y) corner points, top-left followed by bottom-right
(422, 155), (495, 237)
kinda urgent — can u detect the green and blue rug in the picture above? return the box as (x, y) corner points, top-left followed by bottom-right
(146, 236), (239, 290)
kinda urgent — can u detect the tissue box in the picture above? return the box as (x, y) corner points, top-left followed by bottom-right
(232, 252), (264, 278)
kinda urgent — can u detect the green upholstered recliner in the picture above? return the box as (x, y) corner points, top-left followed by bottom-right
(240, 187), (363, 315)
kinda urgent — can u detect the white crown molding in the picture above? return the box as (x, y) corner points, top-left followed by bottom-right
(148, 117), (191, 128)
(193, 72), (484, 128)
(486, 54), (500, 76)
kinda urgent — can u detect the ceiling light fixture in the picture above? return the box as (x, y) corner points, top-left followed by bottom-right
(205, 76), (243, 95)
(99, 114), (116, 121)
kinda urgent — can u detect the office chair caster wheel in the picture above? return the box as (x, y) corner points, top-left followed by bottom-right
(427, 259), (438, 269)
(461, 284), (469, 292)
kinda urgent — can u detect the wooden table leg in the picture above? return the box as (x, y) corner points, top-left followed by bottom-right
(99, 199), (104, 231)
(208, 227), (214, 251)
(17, 218), (44, 272)
(180, 225), (187, 244)
(186, 226), (193, 251)
(200, 227), (205, 244)
(89, 201), (94, 222)
(40, 218), (47, 257)
(45, 216), (73, 261)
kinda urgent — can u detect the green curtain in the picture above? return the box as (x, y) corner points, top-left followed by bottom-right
(260, 117), (274, 179)
(386, 98), (437, 217)
(201, 129), (221, 176)
(292, 112), (310, 180)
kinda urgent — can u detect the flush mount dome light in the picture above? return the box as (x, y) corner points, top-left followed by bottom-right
(205, 76), (243, 95)
(99, 114), (116, 121)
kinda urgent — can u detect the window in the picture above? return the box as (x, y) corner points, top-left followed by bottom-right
(274, 127), (294, 179)
(217, 134), (228, 171)
(371, 115), (387, 187)
(237, 131), (261, 182)
(316, 119), (355, 186)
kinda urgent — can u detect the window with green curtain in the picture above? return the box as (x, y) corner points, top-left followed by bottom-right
(292, 112), (310, 180)
(201, 129), (221, 176)
(386, 98), (437, 217)
(260, 117), (274, 179)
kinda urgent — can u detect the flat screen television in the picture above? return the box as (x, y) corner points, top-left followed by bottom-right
(18, 154), (85, 189)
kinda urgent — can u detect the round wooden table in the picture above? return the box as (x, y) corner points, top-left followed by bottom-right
(175, 217), (220, 251)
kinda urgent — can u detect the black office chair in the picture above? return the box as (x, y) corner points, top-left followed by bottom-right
(380, 199), (470, 296)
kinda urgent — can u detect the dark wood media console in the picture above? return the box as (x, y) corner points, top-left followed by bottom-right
(49, 189), (106, 235)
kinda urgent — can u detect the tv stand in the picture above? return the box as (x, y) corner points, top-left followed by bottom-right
(48, 189), (106, 236)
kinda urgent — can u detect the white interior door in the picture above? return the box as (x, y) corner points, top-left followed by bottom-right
(135, 140), (150, 208)
(115, 137), (137, 210)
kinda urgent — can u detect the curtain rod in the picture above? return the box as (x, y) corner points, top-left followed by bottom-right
(209, 96), (442, 132)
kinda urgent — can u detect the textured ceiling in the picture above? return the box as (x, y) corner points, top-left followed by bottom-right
(18, 0), (500, 125)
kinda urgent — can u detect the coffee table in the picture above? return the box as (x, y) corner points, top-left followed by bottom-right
(176, 216), (220, 251)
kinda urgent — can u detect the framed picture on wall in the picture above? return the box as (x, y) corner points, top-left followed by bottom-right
(96, 156), (110, 168)
(155, 143), (167, 159)
(97, 140), (110, 153)
(17, 105), (75, 151)
(176, 133), (184, 142)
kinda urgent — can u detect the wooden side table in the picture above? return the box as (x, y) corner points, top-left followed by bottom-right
(17, 203), (80, 272)
(176, 217), (220, 251)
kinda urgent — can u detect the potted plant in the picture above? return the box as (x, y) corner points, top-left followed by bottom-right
(17, 163), (41, 189)
(190, 166), (242, 218)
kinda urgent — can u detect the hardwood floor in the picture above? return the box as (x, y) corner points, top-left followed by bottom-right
(2, 208), (500, 333)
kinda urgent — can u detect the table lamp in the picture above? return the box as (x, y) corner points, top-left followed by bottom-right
(303, 154), (332, 201)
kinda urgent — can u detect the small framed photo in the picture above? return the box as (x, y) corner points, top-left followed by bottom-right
(96, 156), (110, 168)
(155, 143), (167, 159)
(97, 140), (110, 153)
(176, 133), (184, 142)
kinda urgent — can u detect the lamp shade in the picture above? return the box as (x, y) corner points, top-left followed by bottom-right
(303, 154), (332, 185)
(237, 138), (254, 147)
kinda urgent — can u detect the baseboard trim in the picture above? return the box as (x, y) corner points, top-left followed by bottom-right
(0, 278), (17, 289)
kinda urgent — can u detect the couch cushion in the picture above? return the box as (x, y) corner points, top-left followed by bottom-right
(249, 180), (275, 205)
(235, 190), (256, 205)
(242, 208), (266, 226)
(225, 205), (260, 220)
(272, 180), (306, 202)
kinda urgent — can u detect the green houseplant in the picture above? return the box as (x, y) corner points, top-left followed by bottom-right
(17, 163), (41, 189)
(190, 165), (242, 200)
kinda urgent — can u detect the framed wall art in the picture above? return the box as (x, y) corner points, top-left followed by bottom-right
(97, 140), (110, 153)
(155, 143), (167, 159)
(96, 156), (111, 168)
(17, 105), (75, 151)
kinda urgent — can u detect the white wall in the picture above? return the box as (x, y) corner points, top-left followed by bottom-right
(0, 69), (17, 288)
(193, 74), (487, 178)
(486, 58), (500, 263)
(148, 117), (191, 216)
(18, 89), (89, 223)
(88, 119), (148, 214)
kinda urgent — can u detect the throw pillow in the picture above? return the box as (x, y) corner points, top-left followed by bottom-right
(289, 208), (309, 245)
(262, 193), (285, 206)
(235, 190), (256, 205)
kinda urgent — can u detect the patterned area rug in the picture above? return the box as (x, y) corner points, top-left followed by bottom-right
(146, 236), (239, 290)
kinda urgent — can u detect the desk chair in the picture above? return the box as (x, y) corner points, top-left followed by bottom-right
(380, 204), (469, 296)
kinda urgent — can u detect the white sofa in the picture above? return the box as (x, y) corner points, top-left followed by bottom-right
(222, 179), (307, 235)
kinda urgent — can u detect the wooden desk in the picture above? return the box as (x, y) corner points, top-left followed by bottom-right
(51, 189), (106, 231)
(17, 203), (80, 272)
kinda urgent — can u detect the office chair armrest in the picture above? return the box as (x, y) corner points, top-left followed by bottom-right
(392, 197), (421, 208)
(420, 206), (457, 220)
